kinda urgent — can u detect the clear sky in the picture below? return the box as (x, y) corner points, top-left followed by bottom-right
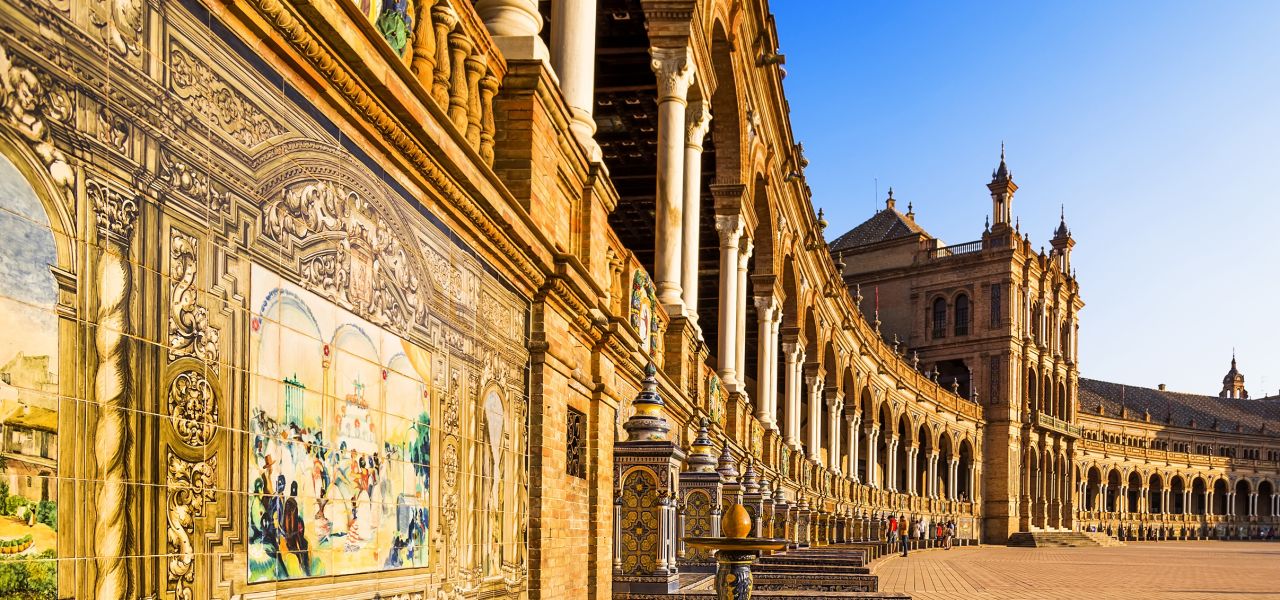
(773, 1), (1280, 397)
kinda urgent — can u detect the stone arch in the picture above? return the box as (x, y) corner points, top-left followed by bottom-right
(707, 17), (744, 188)
(957, 437), (975, 501)
(0, 144), (75, 568)
(254, 144), (437, 330)
(1234, 478), (1251, 517)
(1259, 480), (1275, 517)
(937, 430), (954, 499)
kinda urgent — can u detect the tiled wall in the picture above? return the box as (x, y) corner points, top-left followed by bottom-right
(0, 0), (530, 598)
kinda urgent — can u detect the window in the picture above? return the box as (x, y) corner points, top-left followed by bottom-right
(931, 297), (947, 338)
(989, 283), (1002, 326)
(988, 356), (1000, 404)
(567, 407), (587, 479)
(954, 294), (970, 336)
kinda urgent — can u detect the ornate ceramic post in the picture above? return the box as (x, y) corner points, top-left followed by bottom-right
(679, 419), (724, 572)
(613, 364), (687, 594)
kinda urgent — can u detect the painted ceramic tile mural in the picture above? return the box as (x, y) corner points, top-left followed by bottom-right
(0, 153), (59, 599)
(248, 264), (431, 582)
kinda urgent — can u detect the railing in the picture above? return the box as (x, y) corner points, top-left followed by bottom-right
(1034, 411), (1082, 438)
(928, 239), (983, 260)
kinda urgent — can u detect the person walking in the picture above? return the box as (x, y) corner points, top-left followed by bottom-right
(900, 514), (911, 557)
(945, 520), (954, 550)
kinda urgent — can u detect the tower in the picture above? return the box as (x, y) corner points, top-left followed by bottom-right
(1220, 353), (1248, 399)
(1051, 207), (1075, 273)
(988, 144), (1017, 230)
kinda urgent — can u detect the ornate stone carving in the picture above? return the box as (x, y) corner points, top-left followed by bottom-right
(0, 45), (74, 191)
(649, 46), (694, 101)
(91, 0), (145, 57)
(165, 452), (217, 600)
(263, 179), (427, 331)
(167, 370), (217, 448)
(159, 150), (230, 213)
(169, 44), (283, 148)
(685, 100), (712, 147)
(169, 231), (221, 363)
(88, 179), (139, 243)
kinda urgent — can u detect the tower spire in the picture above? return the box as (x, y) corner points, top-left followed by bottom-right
(987, 143), (1017, 230)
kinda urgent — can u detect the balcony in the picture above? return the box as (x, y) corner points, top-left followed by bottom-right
(1034, 411), (1082, 438)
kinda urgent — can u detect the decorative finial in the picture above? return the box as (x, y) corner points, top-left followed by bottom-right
(716, 444), (740, 482)
(686, 417), (718, 472)
(885, 187), (896, 210)
(741, 457), (761, 494)
(906, 201), (914, 218)
(817, 207), (828, 231)
(622, 363), (670, 441)
(911, 350), (920, 370)
(984, 215), (990, 233)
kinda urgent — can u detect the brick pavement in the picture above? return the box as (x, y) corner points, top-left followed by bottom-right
(873, 542), (1280, 599)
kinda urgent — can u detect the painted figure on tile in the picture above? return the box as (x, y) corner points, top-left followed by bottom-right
(248, 265), (431, 582)
(630, 270), (660, 356)
(0, 153), (59, 599)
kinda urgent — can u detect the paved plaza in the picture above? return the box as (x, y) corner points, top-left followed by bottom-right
(874, 542), (1280, 599)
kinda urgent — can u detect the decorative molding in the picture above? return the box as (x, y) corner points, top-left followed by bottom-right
(263, 179), (430, 330)
(169, 231), (221, 363)
(89, 179), (139, 243)
(234, 0), (545, 292)
(158, 149), (231, 213)
(0, 44), (75, 191)
(169, 43), (283, 148)
(165, 452), (217, 600)
(167, 369), (218, 448)
(649, 46), (695, 102)
(91, 0), (145, 57)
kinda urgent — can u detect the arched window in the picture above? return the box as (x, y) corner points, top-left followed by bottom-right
(931, 297), (947, 338)
(954, 294), (970, 336)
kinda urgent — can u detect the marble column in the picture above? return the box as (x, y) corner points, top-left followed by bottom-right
(769, 312), (782, 424)
(948, 458), (959, 500)
(827, 393), (843, 473)
(650, 46), (695, 312)
(846, 414), (861, 482)
(715, 216), (743, 387)
(865, 425), (880, 488)
(886, 437), (899, 492)
(928, 453), (939, 498)
(476, 0), (551, 63)
(735, 240), (752, 387)
(551, 0), (602, 156)
(906, 447), (918, 495)
(782, 343), (804, 450)
(754, 296), (779, 429)
(680, 102), (712, 319)
(806, 374), (824, 462)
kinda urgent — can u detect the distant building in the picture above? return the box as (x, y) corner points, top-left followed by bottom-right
(0, 352), (57, 502)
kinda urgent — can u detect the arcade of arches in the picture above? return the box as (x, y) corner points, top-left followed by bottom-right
(0, 1), (1275, 600)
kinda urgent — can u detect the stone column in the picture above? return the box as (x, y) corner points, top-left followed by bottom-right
(1250, 493), (1258, 517)
(865, 425), (880, 488)
(886, 437), (899, 492)
(806, 373), (824, 462)
(906, 446), (918, 495)
(928, 453), (939, 499)
(754, 296), (779, 429)
(650, 46), (695, 312)
(735, 241), (752, 386)
(769, 312), (782, 424)
(551, 0), (602, 156)
(680, 102), (712, 318)
(782, 343), (804, 450)
(847, 414), (861, 482)
(827, 393), (843, 473)
(948, 458), (959, 500)
(476, 0), (551, 63)
(715, 216), (742, 387)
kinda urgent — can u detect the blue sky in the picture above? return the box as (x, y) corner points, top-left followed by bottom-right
(774, 1), (1280, 396)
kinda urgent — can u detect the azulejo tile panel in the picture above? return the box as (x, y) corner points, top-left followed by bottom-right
(0, 0), (531, 598)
